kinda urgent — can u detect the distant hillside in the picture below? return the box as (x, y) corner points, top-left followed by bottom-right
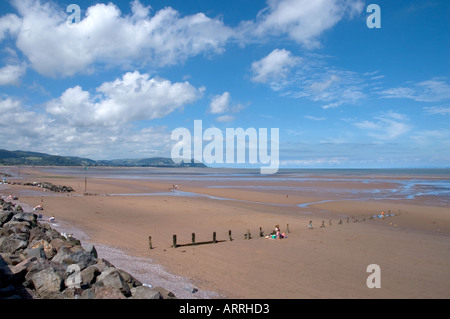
(96, 157), (206, 168)
(0, 149), (206, 168)
(0, 149), (96, 166)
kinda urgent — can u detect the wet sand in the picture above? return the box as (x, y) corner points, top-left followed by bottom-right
(1, 167), (449, 299)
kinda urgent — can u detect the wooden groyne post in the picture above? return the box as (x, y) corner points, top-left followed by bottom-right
(172, 231), (225, 248)
(173, 235), (177, 248)
(148, 236), (153, 250)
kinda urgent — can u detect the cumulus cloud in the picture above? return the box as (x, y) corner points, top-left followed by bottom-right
(0, 63), (26, 85)
(0, 13), (21, 41)
(251, 49), (301, 87)
(0, 93), (177, 159)
(209, 91), (246, 122)
(0, 97), (21, 112)
(7, 0), (234, 77)
(0, 0), (368, 78)
(240, 0), (364, 48)
(0, 70), (204, 158)
(210, 92), (231, 114)
(46, 71), (203, 126)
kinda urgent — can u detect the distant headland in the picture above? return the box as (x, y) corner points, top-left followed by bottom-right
(0, 149), (206, 168)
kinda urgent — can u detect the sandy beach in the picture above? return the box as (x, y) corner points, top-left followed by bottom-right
(1, 166), (449, 299)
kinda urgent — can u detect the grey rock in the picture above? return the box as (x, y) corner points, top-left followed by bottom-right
(31, 268), (63, 298)
(83, 243), (98, 258)
(2, 221), (30, 237)
(25, 246), (46, 259)
(80, 265), (100, 288)
(0, 211), (13, 226)
(93, 285), (127, 299)
(117, 268), (142, 288)
(52, 246), (95, 270)
(0, 236), (28, 254)
(130, 285), (162, 299)
(96, 267), (130, 296)
(11, 212), (37, 227)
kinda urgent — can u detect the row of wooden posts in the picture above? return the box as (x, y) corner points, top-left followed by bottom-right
(148, 224), (291, 249)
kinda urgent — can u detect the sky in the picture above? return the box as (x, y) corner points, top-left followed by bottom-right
(0, 0), (449, 169)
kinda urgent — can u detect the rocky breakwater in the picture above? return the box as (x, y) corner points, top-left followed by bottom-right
(8, 181), (74, 193)
(0, 197), (175, 299)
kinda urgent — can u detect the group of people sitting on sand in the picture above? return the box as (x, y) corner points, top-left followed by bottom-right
(266, 224), (286, 239)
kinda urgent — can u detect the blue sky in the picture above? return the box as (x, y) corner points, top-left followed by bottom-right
(0, 0), (449, 168)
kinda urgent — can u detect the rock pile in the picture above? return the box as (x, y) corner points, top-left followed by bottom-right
(0, 197), (175, 299)
(6, 181), (74, 193)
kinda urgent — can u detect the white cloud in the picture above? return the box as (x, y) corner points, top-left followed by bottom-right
(380, 78), (450, 102)
(46, 71), (203, 126)
(423, 106), (450, 115)
(0, 63), (26, 85)
(209, 91), (246, 122)
(0, 97), (21, 112)
(8, 0), (234, 77)
(354, 111), (411, 140)
(241, 0), (364, 48)
(210, 92), (231, 114)
(0, 94), (176, 159)
(0, 13), (21, 41)
(304, 115), (326, 121)
(251, 49), (301, 88)
(252, 51), (366, 107)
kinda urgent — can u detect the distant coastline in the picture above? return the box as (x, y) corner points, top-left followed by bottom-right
(0, 149), (206, 168)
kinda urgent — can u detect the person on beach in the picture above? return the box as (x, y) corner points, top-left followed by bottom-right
(265, 225), (286, 239)
(275, 225), (285, 239)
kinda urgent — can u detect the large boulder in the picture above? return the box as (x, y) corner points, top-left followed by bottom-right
(96, 267), (131, 297)
(24, 258), (66, 288)
(83, 243), (98, 258)
(11, 212), (38, 227)
(80, 265), (100, 288)
(0, 236), (28, 254)
(51, 246), (96, 270)
(2, 221), (31, 238)
(28, 239), (55, 259)
(130, 285), (162, 299)
(0, 211), (13, 226)
(31, 268), (63, 298)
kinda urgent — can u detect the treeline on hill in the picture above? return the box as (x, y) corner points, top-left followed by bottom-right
(0, 149), (205, 168)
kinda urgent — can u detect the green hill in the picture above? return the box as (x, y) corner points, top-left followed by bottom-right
(0, 149), (206, 168)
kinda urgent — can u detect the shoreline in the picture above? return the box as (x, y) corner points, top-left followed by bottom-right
(1, 166), (449, 298)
